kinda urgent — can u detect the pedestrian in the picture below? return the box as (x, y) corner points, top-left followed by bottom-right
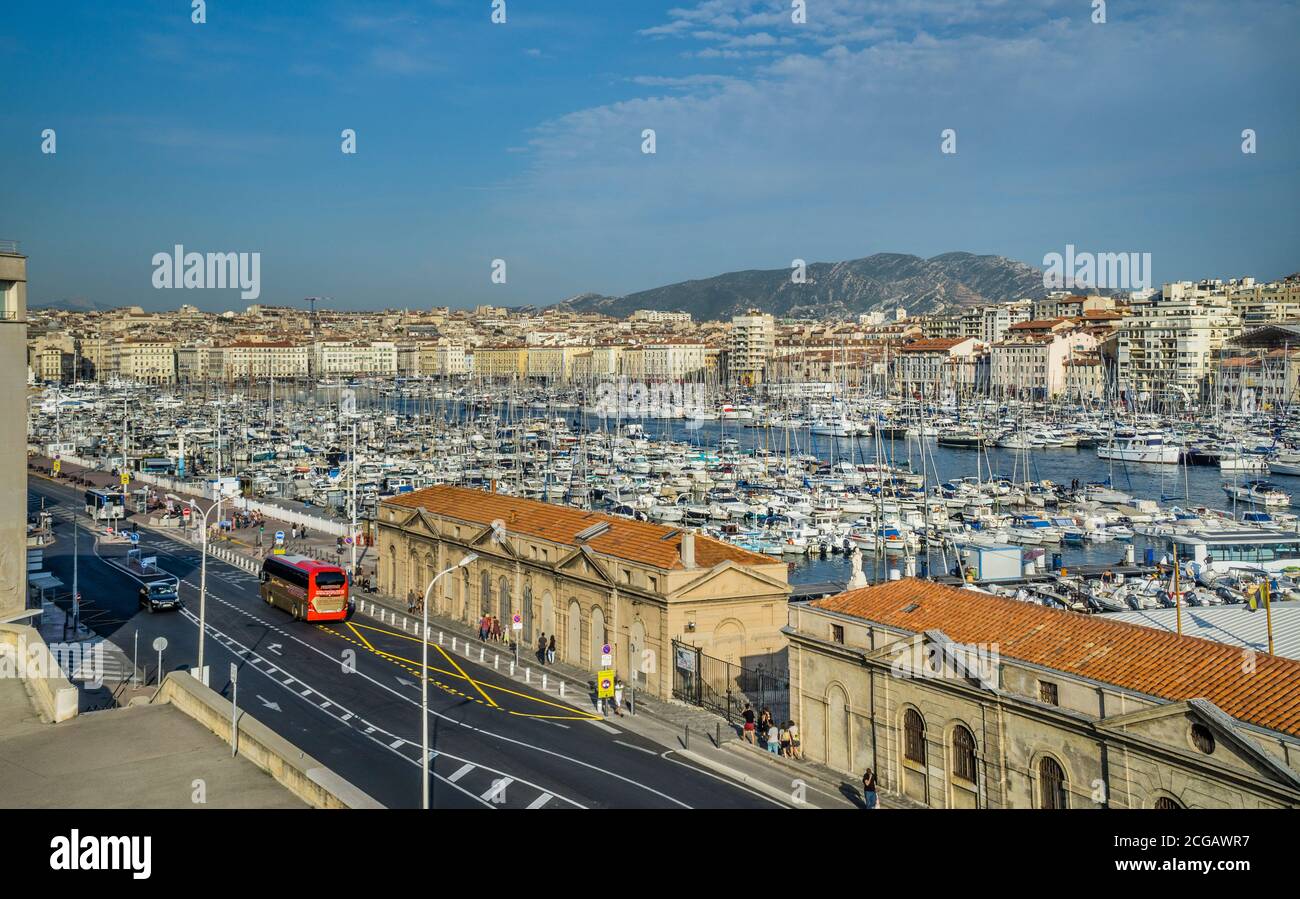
(788, 720), (802, 760)
(779, 721), (792, 758)
(407, 589), (417, 613)
(759, 707), (772, 745)
(537, 633), (548, 665)
(491, 616), (502, 641)
(862, 769), (878, 809)
(479, 613), (490, 641)
(741, 703), (756, 744)
(612, 681), (625, 717)
(546, 634), (556, 665)
(766, 720), (781, 755)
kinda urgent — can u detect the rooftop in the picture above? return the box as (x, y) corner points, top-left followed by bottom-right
(809, 578), (1300, 738)
(385, 485), (776, 571)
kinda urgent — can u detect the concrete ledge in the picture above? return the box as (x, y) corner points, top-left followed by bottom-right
(0, 624), (79, 723)
(155, 672), (383, 809)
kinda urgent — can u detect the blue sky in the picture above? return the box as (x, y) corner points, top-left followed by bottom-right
(2, 0), (1297, 311)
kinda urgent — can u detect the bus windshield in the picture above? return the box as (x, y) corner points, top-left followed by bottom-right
(314, 571), (347, 589)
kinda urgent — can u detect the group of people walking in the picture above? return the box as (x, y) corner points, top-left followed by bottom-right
(478, 613), (510, 644)
(739, 703), (802, 760)
(535, 633), (557, 665)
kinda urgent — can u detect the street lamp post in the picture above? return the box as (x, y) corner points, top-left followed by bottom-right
(169, 492), (218, 683)
(421, 552), (477, 810)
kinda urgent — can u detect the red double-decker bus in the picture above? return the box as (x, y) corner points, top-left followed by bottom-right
(259, 554), (351, 622)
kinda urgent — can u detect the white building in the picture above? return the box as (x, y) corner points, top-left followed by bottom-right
(729, 311), (775, 385)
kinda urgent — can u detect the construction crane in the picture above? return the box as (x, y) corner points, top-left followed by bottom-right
(304, 296), (332, 331)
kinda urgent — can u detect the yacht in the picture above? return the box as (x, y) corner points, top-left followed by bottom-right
(1096, 431), (1180, 464)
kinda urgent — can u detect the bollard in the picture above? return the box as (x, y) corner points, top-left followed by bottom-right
(684, 725), (690, 750)
(438, 631), (444, 645)
(479, 647), (485, 663)
(559, 682), (565, 697)
(542, 674), (547, 690)
(494, 655), (499, 670)
(509, 662), (515, 676)
(452, 637), (457, 651)
(525, 668), (531, 683)
(716, 722), (721, 747)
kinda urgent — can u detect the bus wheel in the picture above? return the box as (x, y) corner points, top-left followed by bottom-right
(292, 603), (302, 621)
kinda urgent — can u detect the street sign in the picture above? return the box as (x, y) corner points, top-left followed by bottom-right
(600, 642), (612, 667)
(152, 636), (168, 652)
(597, 669), (615, 699)
(230, 662), (238, 685)
(51, 460), (60, 474)
(120, 472), (130, 486)
(512, 614), (522, 631)
(273, 547), (285, 555)
(128, 531), (140, 544)
(274, 530), (285, 544)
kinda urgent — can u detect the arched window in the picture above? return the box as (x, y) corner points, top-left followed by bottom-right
(951, 725), (977, 783)
(480, 571), (492, 615)
(1038, 756), (1067, 809)
(903, 709), (926, 765)
(1153, 796), (1182, 810)
(388, 546), (396, 591)
(499, 576), (512, 620)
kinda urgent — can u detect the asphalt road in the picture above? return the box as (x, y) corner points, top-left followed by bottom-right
(28, 477), (786, 810)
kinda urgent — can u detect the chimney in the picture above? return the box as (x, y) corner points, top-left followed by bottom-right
(680, 531), (696, 570)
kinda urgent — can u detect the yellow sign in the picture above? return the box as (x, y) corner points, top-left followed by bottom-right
(52, 460), (61, 474)
(597, 669), (616, 699)
(273, 547), (286, 555)
(120, 472), (130, 485)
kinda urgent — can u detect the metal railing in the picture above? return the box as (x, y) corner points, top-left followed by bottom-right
(672, 639), (790, 724)
(0, 239), (20, 254)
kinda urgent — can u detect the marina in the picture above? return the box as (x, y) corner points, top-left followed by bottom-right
(29, 377), (1300, 621)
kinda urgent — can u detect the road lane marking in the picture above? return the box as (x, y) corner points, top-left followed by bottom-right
(614, 739), (658, 755)
(526, 793), (553, 809)
(448, 763), (475, 783)
(588, 721), (620, 734)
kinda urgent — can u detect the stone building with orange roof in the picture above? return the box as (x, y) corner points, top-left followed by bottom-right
(786, 578), (1300, 808)
(377, 485), (791, 699)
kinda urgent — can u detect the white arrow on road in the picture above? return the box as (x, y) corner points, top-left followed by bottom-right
(267, 644), (283, 655)
(395, 676), (417, 689)
(256, 695), (282, 712)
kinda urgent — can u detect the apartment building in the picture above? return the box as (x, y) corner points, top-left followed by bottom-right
(474, 344), (528, 380)
(311, 340), (398, 377)
(729, 311), (775, 386)
(631, 309), (692, 324)
(990, 320), (1099, 399)
(208, 341), (310, 381)
(111, 338), (177, 384)
(895, 337), (986, 400)
(1116, 289), (1240, 401)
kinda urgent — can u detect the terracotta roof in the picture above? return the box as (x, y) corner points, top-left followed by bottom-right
(810, 578), (1300, 737)
(899, 337), (971, 352)
(384, 485), (776, 572)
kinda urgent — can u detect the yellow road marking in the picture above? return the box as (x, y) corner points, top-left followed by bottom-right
(321, 623), (599, 720)
(345, 621), (377, 652)
(433, 642), (498, 708)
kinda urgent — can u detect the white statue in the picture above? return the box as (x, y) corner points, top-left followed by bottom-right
(848, 548), (868, 589)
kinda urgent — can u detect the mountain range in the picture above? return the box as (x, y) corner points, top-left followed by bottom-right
(550, 252), (1051, 321)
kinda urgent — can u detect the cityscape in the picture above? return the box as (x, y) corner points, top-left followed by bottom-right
(3, 0), (1298, 882)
